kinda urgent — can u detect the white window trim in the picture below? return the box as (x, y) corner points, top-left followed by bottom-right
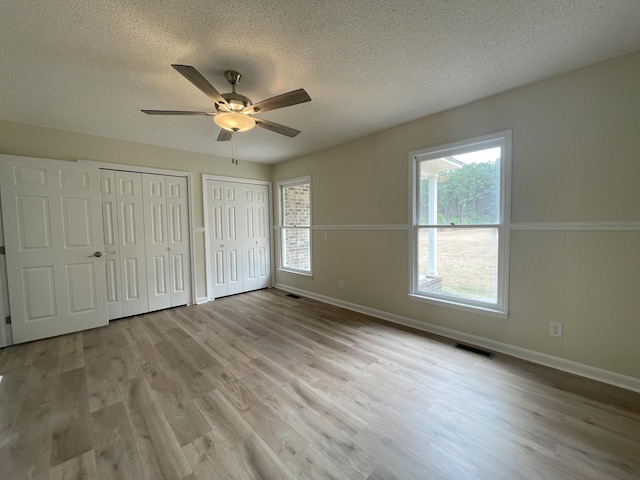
(276, 175), (313, 277)
(407, 130), (511, 317)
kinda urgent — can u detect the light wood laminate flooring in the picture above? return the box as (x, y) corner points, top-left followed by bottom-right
(1, 289), (639, 479)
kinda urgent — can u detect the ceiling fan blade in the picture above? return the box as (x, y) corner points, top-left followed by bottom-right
(141, 110), (215, 115)
(171, 64), (229, 106)
(254, 117), (301, 137)
(217, 129), (233, 142)
(245, 88), (311, 114)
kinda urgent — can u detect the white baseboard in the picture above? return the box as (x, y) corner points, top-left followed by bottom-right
(274, 283), (640, 393)
(195, 296), (210, 305)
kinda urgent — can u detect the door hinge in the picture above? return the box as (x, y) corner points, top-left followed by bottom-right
(0, 246), (5, 255)
(5, 316), (10, 325)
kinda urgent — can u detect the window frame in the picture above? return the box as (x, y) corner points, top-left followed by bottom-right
(408, 131), (511, 317)
(276, 175), (313, 277)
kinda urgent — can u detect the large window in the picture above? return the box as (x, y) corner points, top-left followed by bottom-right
(409, 131), (511, 316)
(277, 176), (312, 275)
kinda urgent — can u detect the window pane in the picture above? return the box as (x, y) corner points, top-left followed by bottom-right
(418, 227), (498, 304)
(418, 147), (501, 225)
(283, 228), (311, 271)
(282, 183), (310, 226)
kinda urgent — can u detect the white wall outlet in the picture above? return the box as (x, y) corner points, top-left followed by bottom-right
(319, 275), (325, 284)
(339, 279), (344, 288)
(549, 322), (563, 337)
(324, 232), (328, 241)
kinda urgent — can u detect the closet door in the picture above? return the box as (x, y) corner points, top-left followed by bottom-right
(254, 185), (271, 289)
(206, 180), (244, 298)
(207, 180), (227, 298)
(223, 182), (245, 296)
(241, 185), (258, 292)
(100, 170), (123, 320)
(142, 174), (171, 311)
(206, 179), (271, 299)
(167, 176), (191, 306)
(241, 184), (271, 292)
(116, 171), (149, 317)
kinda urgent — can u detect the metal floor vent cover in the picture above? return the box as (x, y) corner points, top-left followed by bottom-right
(455, 343), (495, 358)
(286, 293), (301, 299)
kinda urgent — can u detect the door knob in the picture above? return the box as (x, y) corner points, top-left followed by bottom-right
(88, 251), (105, 257)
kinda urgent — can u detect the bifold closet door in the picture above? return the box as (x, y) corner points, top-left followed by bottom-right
(241, 184), (271, 292)
(142, 174), (190, 312)
(208, 180), (244, 298)
(207, 179), (271, 299)
(100, 170), (123, 320)
(101, 170), (149, 319)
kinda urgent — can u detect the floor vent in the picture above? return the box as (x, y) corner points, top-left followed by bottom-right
(286, 293), (301, 299)
(455, 343), (495, 358)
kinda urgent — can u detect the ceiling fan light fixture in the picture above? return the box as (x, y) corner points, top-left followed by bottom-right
(214, 112), (256, 132)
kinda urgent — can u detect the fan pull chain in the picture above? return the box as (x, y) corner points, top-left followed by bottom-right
(231, 134), (238, 165)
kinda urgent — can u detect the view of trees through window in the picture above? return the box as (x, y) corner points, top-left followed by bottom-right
(419, 152), (500, 226)
(415, 145), (503, 306)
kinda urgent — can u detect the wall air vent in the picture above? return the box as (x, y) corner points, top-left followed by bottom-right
(286, 293), (301, 299)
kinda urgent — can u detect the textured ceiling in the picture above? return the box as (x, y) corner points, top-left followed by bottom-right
(1, 1), (640, 164)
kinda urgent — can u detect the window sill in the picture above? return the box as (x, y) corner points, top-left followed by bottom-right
(278, 268), (313, 278)
(408, 293), (508, 319)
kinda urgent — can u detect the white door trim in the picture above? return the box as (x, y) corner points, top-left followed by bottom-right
(0, 198), (11, 348)
(202, 174), (273, 301)
(78, 159), (196, 305)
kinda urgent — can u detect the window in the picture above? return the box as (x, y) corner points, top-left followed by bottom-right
(409, 131), (511, 316)
(277, 176), (312, 275)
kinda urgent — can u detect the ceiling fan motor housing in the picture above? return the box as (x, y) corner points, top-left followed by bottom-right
(216, 70), (252, 112)
(219, 92), (252, 112)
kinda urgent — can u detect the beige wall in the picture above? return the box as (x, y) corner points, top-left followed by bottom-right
(273, 50), (640, 380)
(0, 120), (272, 300)
(1, 51), (638, 382)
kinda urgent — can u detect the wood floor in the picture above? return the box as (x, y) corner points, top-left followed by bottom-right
(1, 289), (639, 480)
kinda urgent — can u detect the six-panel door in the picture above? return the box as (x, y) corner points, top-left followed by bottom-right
(0, 155), (108, 343)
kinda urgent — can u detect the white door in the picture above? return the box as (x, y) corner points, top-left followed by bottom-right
(254, 185), (271, 289)
(206, 179), (271, 299)
(0, 155), (108, 343)
(222, 182), (244, 296)
(241, 184), (271, 292)
(142, 174), (171, 311)
(100, 170), (123, 320)
(0, 197), (13, 347)
(116, 171), (149, 317)
(166, 176), (191, 307)
(207, 180), (227, 298)
(241, 185), (258, 292)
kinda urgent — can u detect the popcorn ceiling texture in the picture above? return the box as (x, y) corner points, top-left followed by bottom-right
(1, 0), (639, 164)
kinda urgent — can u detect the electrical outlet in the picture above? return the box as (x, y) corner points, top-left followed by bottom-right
(549, 322), (563, 337)
(339, 280), (344, 288)
(319, 275), (325, 284)
(324, 232), (328, 241)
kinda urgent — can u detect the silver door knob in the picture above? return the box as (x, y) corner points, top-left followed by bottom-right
(88, 251), (105, 257)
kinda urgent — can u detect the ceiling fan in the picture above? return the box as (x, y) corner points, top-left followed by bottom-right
(142, 64), (311, 141)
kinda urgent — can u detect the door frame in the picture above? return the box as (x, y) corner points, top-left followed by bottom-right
(0, 197), (12, 348)
(78, 159), (197, 305)
(202, 174), (274, 302)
